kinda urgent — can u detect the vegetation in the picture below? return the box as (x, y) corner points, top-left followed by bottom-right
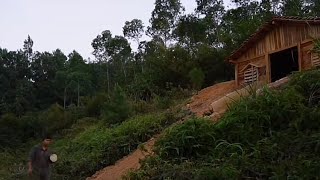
(1, 0), (320, 179)
(126, 69), (320, 179)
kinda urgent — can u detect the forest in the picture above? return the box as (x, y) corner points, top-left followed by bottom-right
(1, 0), (320, 179)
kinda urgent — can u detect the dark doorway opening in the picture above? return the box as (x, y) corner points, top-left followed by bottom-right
(270, 47), (299, 82)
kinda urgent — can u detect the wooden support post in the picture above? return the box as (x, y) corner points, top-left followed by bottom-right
(265, 54), (271, 83)
(298, 42), (302, 71)
(235, 64), (238, 86)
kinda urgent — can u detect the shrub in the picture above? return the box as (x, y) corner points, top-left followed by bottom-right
(86, 93), (108, 117)
(102, 86), (132, 124)
(188, 68), (205, 90)
(0, 113), (22, 147)
(39, 103), (74, 135)
(52, 112), (177, 179)
(289, 69), (320, 106)
(154, 95), (172, 110)
(155, 118), (216, 159)
(127, 69), (320, 179)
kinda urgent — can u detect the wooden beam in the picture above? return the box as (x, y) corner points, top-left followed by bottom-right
(233, 54), (265, 64)
(301, 39), (313, 45)
(235, 64), (239, 86)
(265, 54), (271, 83)
(268, 44), (298, 54)
(298, 42), (302, 71)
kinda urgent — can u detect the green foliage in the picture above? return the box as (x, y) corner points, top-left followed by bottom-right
(289, 69), (320, 106)
(39, 104), (74, 135)
(0, 114), (23, 147)
(2, 1), (320, 179)
(102, 86), (132, 124)
(155, 118), (216, 159)
(52, 112), (177, 179)
(154, 95), (172, 110)
(86, 93), (108, 117)
(123, 19), (144, 45)
(188, 68), (205, 90)
(127, 69), (320, 179)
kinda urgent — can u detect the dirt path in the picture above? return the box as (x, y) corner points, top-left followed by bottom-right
(88, 81), (237, 180)
(87, 137), (156, 180)
(188, 80), (237, 117)
(88, 79), (291, 180)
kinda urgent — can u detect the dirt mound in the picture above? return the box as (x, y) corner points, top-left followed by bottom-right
(88, 81), (237, 180)
(188, 81), (237, 117)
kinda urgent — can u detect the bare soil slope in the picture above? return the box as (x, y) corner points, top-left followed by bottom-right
(88, 80), (238, 180)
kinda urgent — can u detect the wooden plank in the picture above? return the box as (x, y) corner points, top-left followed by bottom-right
(268, 44), (298, 54)
(235, 54), (265, 64)
(298, 43), (302, 71)
(311, 53), (320, 67)
(301, 38), (313, 44)
(266, 54), (271, 83)
(235, 64), (239, 86)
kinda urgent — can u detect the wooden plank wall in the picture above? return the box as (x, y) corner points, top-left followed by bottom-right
(235, 23), (320, 85)
(237, 24), (320, 62)
(311, 53), (320, 67)
(301, 41), (313, 70)
(237, 55), (265, 85)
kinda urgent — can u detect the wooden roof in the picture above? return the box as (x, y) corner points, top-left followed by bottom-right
(227, 16), (320, 63)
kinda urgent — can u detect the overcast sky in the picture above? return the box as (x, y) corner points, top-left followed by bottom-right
(0, 0), (232, 60)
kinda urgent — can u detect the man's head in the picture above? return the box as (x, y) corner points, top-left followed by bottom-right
(42, 134), (53, 147)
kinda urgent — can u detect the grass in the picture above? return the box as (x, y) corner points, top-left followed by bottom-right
(126, 69), (320, 179)
(51, 112), (177, 180)
(0, 88), (191, 180)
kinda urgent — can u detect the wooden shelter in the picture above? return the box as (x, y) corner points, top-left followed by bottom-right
(227, 16), (320, 86)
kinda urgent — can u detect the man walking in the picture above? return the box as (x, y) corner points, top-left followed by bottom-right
(28, 135), (54, 180)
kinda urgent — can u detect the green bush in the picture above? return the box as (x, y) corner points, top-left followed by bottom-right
(86, 93), (108, 117)
(131, 100), (155, 114)
(127, 69), (320, 179)
(155, 118), (216, 159)
(188, 68), (205, 90)
(39, 104), (74, 135)
(289, 69), (320, 106)
(52, 112), (177, 179)
(0, 113), (22, 147)
(154, 95), (172, 110)
(102, 86), (132, 124)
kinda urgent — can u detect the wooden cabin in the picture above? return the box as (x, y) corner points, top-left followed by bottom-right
(226, 16), (320, 86)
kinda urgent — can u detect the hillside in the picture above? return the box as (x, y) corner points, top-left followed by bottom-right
(125, 69), (320, 179)
(2, 1), (320, 180)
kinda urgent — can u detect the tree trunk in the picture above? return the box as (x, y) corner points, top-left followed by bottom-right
(77, 81), (80, 107)
(63, 87), (67, 109)
(107, 63), (110, 93)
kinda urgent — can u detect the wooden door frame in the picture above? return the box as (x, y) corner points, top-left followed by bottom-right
(267, 43), (301, 83)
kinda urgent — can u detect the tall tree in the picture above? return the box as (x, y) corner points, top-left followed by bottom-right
(123, 19), (144, 47)
(147, 0), (184, 45)
(173, 14), (208, 47)
(107, 36), (132, 85)
(281, 0), (304, 16)
(92, 30), (113, 92)
(23, 35), (34, 62)
(66, 51), (92, 107)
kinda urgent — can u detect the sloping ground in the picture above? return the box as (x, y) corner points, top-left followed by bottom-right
(190, 78), (289, 120)
(87, 137), (156, 180)
(88, 78), (290, 180)
(188, 80), (237, 117)
(88, 81), (237, 180)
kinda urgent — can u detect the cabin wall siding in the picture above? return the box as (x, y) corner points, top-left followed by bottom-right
(301, 41), (313, 70)
(237, 55), (265, 85)
(237, 24), (320, 62)
(234, 23), (320, 86)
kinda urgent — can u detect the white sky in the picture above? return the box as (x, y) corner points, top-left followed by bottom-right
(0, 0), (232, 59)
